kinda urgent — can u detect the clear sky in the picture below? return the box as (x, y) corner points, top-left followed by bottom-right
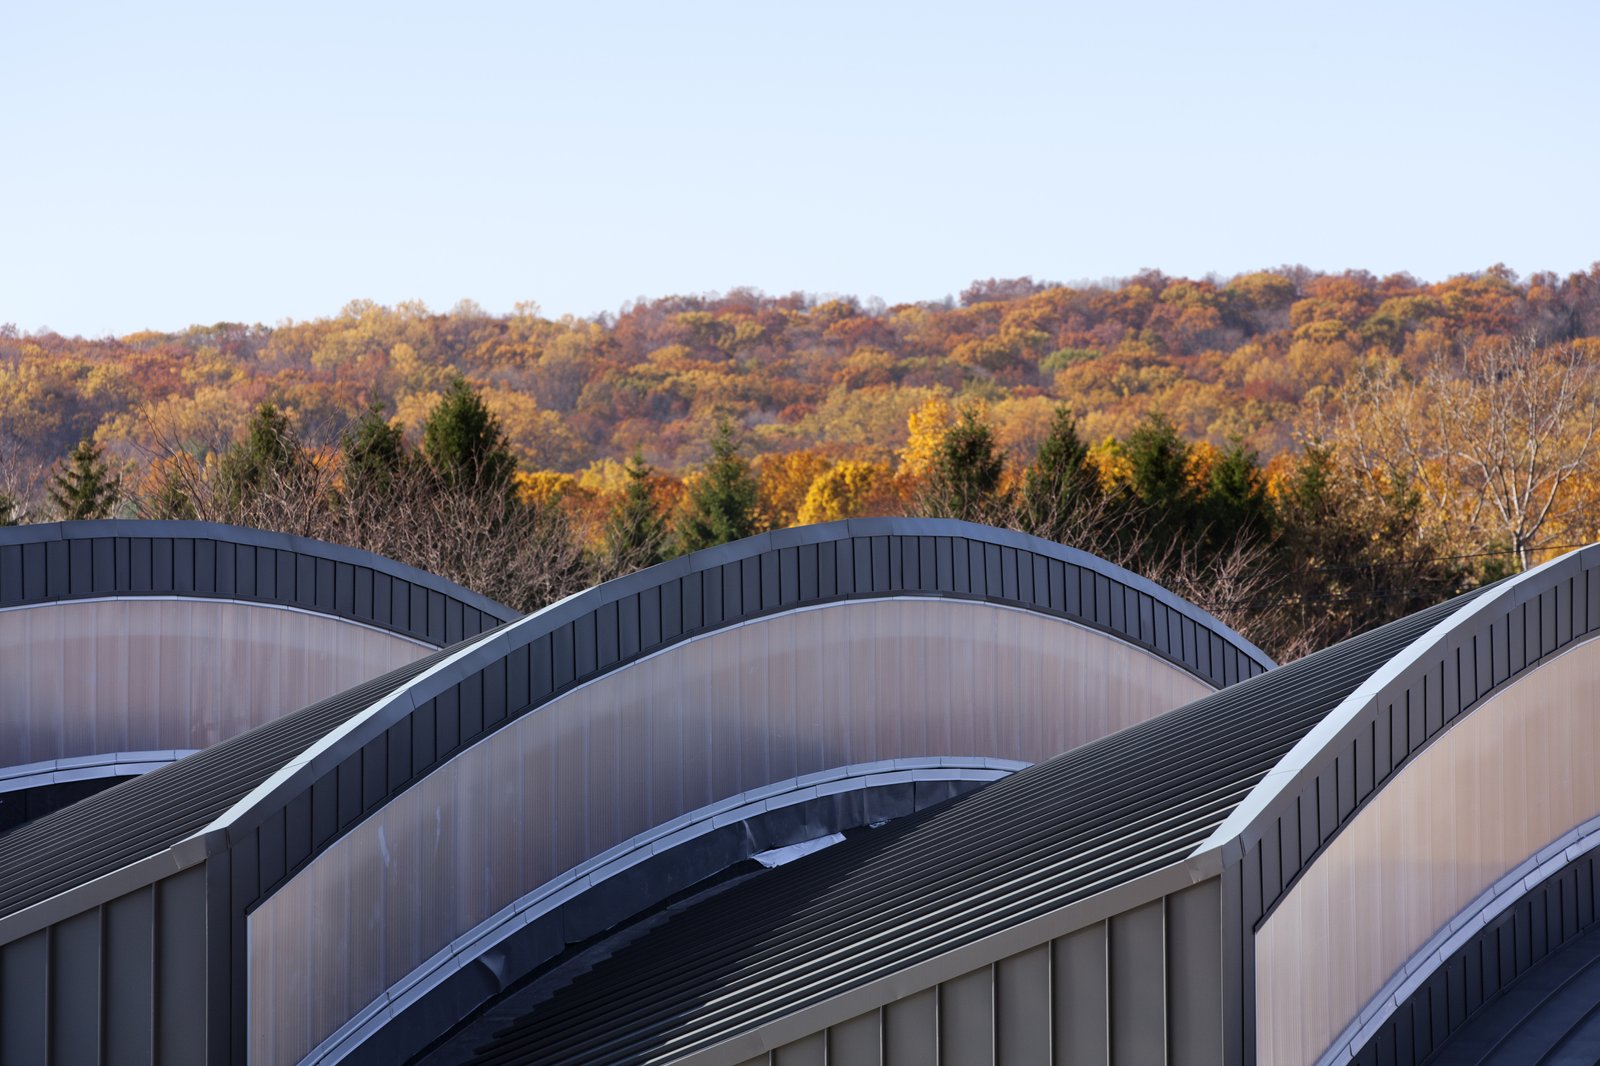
(3, 0), (1596, 337)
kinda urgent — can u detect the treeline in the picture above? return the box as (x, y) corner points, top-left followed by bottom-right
(5, 265), (1600, 481)
(6, 266), (1600, 658)
(7, 377), (1478, 661)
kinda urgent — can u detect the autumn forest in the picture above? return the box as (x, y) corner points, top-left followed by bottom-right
(6, 264), (1600, 661)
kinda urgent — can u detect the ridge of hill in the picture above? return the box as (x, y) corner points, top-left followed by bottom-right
(6, 266), (1598, 485)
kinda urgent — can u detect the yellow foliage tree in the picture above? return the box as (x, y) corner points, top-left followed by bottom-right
(393, 389), (444, 442)
(514, 470), (577, 507)
(1184, 440), (1220, 493)
(1086, 436), (1133, 493)
(898, 394), (954, 478)
(480, 386), (585, 472)
(756, 450), (831, 529)
(797, 461), (883, 525)
(577, 457), (631, 497)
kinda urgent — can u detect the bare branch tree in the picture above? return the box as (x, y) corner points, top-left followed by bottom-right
(0, 431), (48, 524)
(1334, 336), (1600, 569)
(329, 461), (593, 614)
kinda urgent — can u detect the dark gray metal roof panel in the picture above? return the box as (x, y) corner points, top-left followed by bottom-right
(0, 520), (1268, 970)
(200, 520), (1269, 862)
(0, 520), (518, 638)
(1424, 923), (1600, 1066)
(453, 591), (1480, 1066)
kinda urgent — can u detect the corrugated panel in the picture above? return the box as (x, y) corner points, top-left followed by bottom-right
(0, 519), (1274, 1066)
(0, 520), (517, 643)
(452, 593), (1475, 1065)
(205, 521), (1267, 923)
(1231, 553), (1600, 1063)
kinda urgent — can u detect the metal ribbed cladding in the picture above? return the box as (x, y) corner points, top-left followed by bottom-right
(450, 592), (1477, 1065)
(0, 519), (518, 646)
(210, 519), (1270, 916)
(0, 644), (465, 919)
(1224, 548), (1600, 1061)
(0, 519), (1270, 1064)
(175, 519), (1263, 1064)
(1354, 848), (1600, 1066)
(0, 520), (1262, 928)
(1249, 552), (1600, 924)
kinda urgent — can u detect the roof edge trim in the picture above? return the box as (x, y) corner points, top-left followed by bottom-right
(195, 522), (1266, 849)
(0, 518), (519, 623)
(1192, 546), (1588, 865)
(1321, 805), (1600, 1066)
(0, 842), (198, 945)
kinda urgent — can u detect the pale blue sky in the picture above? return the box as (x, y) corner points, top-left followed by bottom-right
(3, 1), (1596, 336)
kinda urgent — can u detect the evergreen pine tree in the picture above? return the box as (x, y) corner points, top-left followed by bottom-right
(922, 407), (1006, 522)
(1122, 412), (1195, 544)
(1123, 413), (1191, 508)
(1202, 441), (1273, 552)
(341, 402), (409, 498)
(216, 404), (303, 515)
(674, 420), (760, 553)
(0, 491), (19, 526)
(602, 449), (668, 574)
(421, 378), (516, 494)
(49, 438), (120, 520)
(1020, 406), (1095, 540)
(1273, 442), (1462, 650)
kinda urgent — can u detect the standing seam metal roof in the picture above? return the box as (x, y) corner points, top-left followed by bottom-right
(0, 519), (1265, 949)
(452, 591), (1481, 1065)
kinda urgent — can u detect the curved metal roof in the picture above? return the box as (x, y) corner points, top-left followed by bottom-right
(0, 518), (1267, 938)
(203, 518), (1271, 878)
(0, 519), (518, 646)
(447, 591), (1477, 1065)
(449, 542), (1600, 1066)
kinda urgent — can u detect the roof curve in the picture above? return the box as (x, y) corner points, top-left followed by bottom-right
(0, 518), (1269, 932)
(459, 543), (1600, 1066)
(0, 519), (518, 646)
(447, 589), (1478, 1064)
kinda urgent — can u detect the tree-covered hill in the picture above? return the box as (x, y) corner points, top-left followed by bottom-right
(6, 264), (1600, 660)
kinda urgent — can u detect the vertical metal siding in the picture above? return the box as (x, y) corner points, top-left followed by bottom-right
(883, 988), (937, 1066)
(1049, 928), (1106, 1065)
(1111, 899), (1167, 1066)
(1, 930), (48, 1065)
(0, 869), (210, 1066)
(1168, 879), (1223, 1066)
(830, 1012), (883, 1064)
(49, 909), (100, 1063)
(103, 888), (154, 1066)
(773, 1033), (825, 1066)
(940, 966), (995, 1065)
(766, 881), (1224, 1066)
(996, 944), (1050, 1066)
